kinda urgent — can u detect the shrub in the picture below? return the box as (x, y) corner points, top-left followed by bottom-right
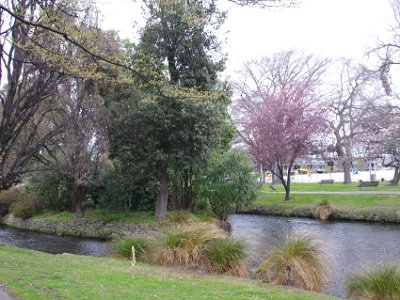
(199, 149), (259, 221)
(154, 222), (225, 268)
(256, 233), (329, 292)
(10, 201), (33, 219)
(113, 237), (154, 261)
(347, 265), (400, 300)
(204, 238), (248, 278)
(0, 188), (21, 216)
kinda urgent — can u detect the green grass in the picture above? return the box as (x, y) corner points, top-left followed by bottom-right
(255, 192), (400, 209)
(32, 210), (156, 224)
(0, 246), (339, 300)
(264, 182), (400, 192)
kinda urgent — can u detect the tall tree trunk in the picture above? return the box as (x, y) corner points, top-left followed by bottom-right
(392, 166), (400, 185)
(70, 184), (84, 218)
(343, 160), (352, 184)
(155, 161), (168, 220)
(284, 167), (292, 202)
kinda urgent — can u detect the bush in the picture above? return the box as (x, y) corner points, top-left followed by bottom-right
(0, 188), (21, 216)
(113, 237), (154, 261)
(347, 265), (400, 300)
(204, 238), (248, 278)
(256, 233), (329, 292)
(10, 201), (33, 219)
(199, 149), (259, 221)
(154, 222), (226, 268)
(24, 172), (70, 211)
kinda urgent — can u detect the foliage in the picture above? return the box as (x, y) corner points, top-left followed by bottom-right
(154, 222), (225, 268)
(0, 188), (22, 216)
(24, 172), (70, 212)
(347, 265), (400, 300)
(256, 233), (329, 292)
(199, 149), (259, 221)
(10, 201), (33, 219)
(113, 237), (154, 261)
(204, 238), (248, 277)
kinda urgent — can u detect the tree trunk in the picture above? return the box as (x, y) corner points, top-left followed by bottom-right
(70, 184), (84, 218)
(343, 160), (352, 184)
(155, 161), (168, 220)
(392, 166), (400, 185)
(260, 164), (265, 184)
(284, 167), (291, 202)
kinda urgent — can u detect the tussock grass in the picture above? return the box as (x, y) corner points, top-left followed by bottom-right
(256, 233), (329, 292)
(154, 222), (225, 268)
(315, 204), (335, 220)
(113, 237), (155, 262)
(347, 265), (400, 300)
(204, 238), (248, 278)
(166, 210), (196, 224)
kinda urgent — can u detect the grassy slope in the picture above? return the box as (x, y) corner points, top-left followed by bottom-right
(0, 246), (338, 300)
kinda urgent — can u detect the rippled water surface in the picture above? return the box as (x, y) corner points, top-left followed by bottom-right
(0, 224), (110, 257)
(229, 214), (400, 298)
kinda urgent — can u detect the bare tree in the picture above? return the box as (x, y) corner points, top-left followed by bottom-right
(324, 60), (384, 184)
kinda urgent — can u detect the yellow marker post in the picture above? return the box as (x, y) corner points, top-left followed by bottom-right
(131, 246), (136, 267)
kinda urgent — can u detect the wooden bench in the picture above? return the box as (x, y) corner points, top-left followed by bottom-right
(320, 179), (334, 184)
(357, 181), (379, 188)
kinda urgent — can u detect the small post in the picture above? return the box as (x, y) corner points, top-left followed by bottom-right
(131, 246), (136, 267)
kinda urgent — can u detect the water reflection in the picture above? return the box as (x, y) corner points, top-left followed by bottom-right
(229, 214), (400, 298)
(0, 224), (110, 257)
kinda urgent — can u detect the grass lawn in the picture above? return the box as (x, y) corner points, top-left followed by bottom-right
(263, 182), (400, 192)
(255, 192), (400, 210)
(0, 246), (338, 300)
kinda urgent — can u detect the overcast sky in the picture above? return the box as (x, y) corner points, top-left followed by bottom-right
(97, 0), (394, 77)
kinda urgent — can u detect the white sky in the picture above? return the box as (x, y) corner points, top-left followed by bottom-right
(96, 0), (395, 77)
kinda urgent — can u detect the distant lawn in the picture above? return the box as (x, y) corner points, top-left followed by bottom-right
(0, 246), (338, 300)
(263, 182), (400, 193)
(254, 192), (400, 210)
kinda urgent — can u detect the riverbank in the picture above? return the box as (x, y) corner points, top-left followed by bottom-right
(0, 245), (339, 300)
(247, 187), (400, 222)
(0, 213), (159, 240)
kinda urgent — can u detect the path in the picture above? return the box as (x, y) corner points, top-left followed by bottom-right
(0, 285), (16, 300)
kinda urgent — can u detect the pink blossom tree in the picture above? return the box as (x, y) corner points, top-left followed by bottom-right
(238, 83), (326, 201)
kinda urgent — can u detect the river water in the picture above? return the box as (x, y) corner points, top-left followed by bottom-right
(0, 224), (110, 257)
(229, 214), (400, 298)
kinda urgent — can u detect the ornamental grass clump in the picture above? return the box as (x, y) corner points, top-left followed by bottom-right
(347, 265), (400, 300)
(154, 222), (225, 268)
(256, 233), (329, 292)
(315, 199), (335, 220)
(113, 237), (154, 262)
(204, 238), (248, 278)
(166, 210), (196, 224)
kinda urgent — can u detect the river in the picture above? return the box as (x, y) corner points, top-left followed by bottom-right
(0, 224), (110, 257)
(229, 214), (400, 298)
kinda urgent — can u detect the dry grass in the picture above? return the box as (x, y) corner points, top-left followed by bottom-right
(256, 233), (330, 292)
(315, 205), (335, 220)
(347, 265), (400, 300)
(204, 238), (248, 278)
(154, 222), (226, 268)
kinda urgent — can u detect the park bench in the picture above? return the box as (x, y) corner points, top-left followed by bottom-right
(357, 181), (379, 189)
(320, 179), (334, 184)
